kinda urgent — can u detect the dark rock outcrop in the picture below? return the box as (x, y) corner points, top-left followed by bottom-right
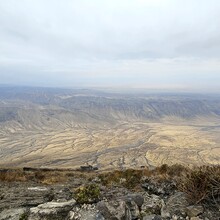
(0, 175), (219, 220)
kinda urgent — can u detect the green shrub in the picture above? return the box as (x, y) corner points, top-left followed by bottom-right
(19, 213), (28, 220)
(74, 184), (100, 204)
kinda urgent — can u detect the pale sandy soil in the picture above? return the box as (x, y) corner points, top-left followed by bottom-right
(0, 117), (220, 169)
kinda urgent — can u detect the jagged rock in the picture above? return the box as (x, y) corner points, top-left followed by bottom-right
(190, 217), (203, 220)
(0, 208), (27, 220)
(171, 215), (176, 220)
(0, 174), (218, 220)
(142, 215), (161, 220)
(141, 193), (162, 215)
(96, 201), (111, 219)
(28, 199), (76, 220)
(68, 204), (100, 220)
(124, 194), (144, 211)
(92, 177), (102, 184)
(142, 179), (176, 196)
(53, 187), (73, 202)
(125, 198), (140, 220)
(97, 195), (142, 220)
(96, 213), (105, 220)
(97, 200), (125, 219)
(68, 211), (105, 220)
(161, 192), (189, 218)
(67, 210), (97, 220)
(186, 206), (203, 218)
(160, 200), (170, 218)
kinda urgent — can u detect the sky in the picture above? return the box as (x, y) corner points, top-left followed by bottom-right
(0, 0), (220, 92)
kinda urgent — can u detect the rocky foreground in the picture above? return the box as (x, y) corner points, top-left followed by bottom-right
(0, 166), (219, 220)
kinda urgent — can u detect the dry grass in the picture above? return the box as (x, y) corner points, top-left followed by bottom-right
(0, 168), (90, 184)
(98, 168), (152, 189)
(0, 165), (185, 186)
(178, 165), (220, 205)
(0, 169), (27, 182)
(34, 171), (68, 185)
(154, 164), (187, 177)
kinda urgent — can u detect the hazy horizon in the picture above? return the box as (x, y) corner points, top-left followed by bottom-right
(1, 0), (220, 92)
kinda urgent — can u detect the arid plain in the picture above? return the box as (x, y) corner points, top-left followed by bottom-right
(0, 87), (220, 169)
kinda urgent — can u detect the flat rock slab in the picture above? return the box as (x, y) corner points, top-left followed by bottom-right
(27, 187), (48, 191)
(0, 208), (27, 220)
(29, 199), (76, 220)
(186, 205), (203, 218)
(0, 185), (52, 210)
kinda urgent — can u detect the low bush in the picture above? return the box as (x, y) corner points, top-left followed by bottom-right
(74, 184), (100, 204)
(19, 213), (28, 220)
(98, 168), (151, 189)
(178, 166), (220, 205)
(155, 163), (187, 177)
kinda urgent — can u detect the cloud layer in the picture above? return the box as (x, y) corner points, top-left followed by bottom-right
(0, 0), (220, 91)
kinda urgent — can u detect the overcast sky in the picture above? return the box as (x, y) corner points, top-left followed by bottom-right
(0, 0), (220, 91)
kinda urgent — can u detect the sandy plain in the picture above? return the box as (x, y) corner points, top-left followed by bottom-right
(0, 117), (219, 169)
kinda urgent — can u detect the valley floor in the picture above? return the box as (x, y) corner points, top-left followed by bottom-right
(0, 118), (220, 169)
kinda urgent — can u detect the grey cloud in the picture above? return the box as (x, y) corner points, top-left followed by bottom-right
(0, 0), (220, 90)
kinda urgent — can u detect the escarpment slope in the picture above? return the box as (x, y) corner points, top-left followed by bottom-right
(0, 87), (220, 169)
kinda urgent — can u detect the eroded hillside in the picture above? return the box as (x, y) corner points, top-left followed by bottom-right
(0, 87), (220, 169)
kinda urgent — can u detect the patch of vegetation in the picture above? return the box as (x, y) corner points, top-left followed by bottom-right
(155, 164), (187, 178)
(0, 169), (27, 182)
(178, 165), (220, 206)
(74, 184), (100, 204)
(166, 164), (187, 177)
(34, 171), (68, 185)
(19, 213), (28, 220)
(0, 169), (72, 184)
(98, 168), (151, 189)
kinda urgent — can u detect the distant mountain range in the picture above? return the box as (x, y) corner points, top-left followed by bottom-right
(1, 86), (220, 123)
